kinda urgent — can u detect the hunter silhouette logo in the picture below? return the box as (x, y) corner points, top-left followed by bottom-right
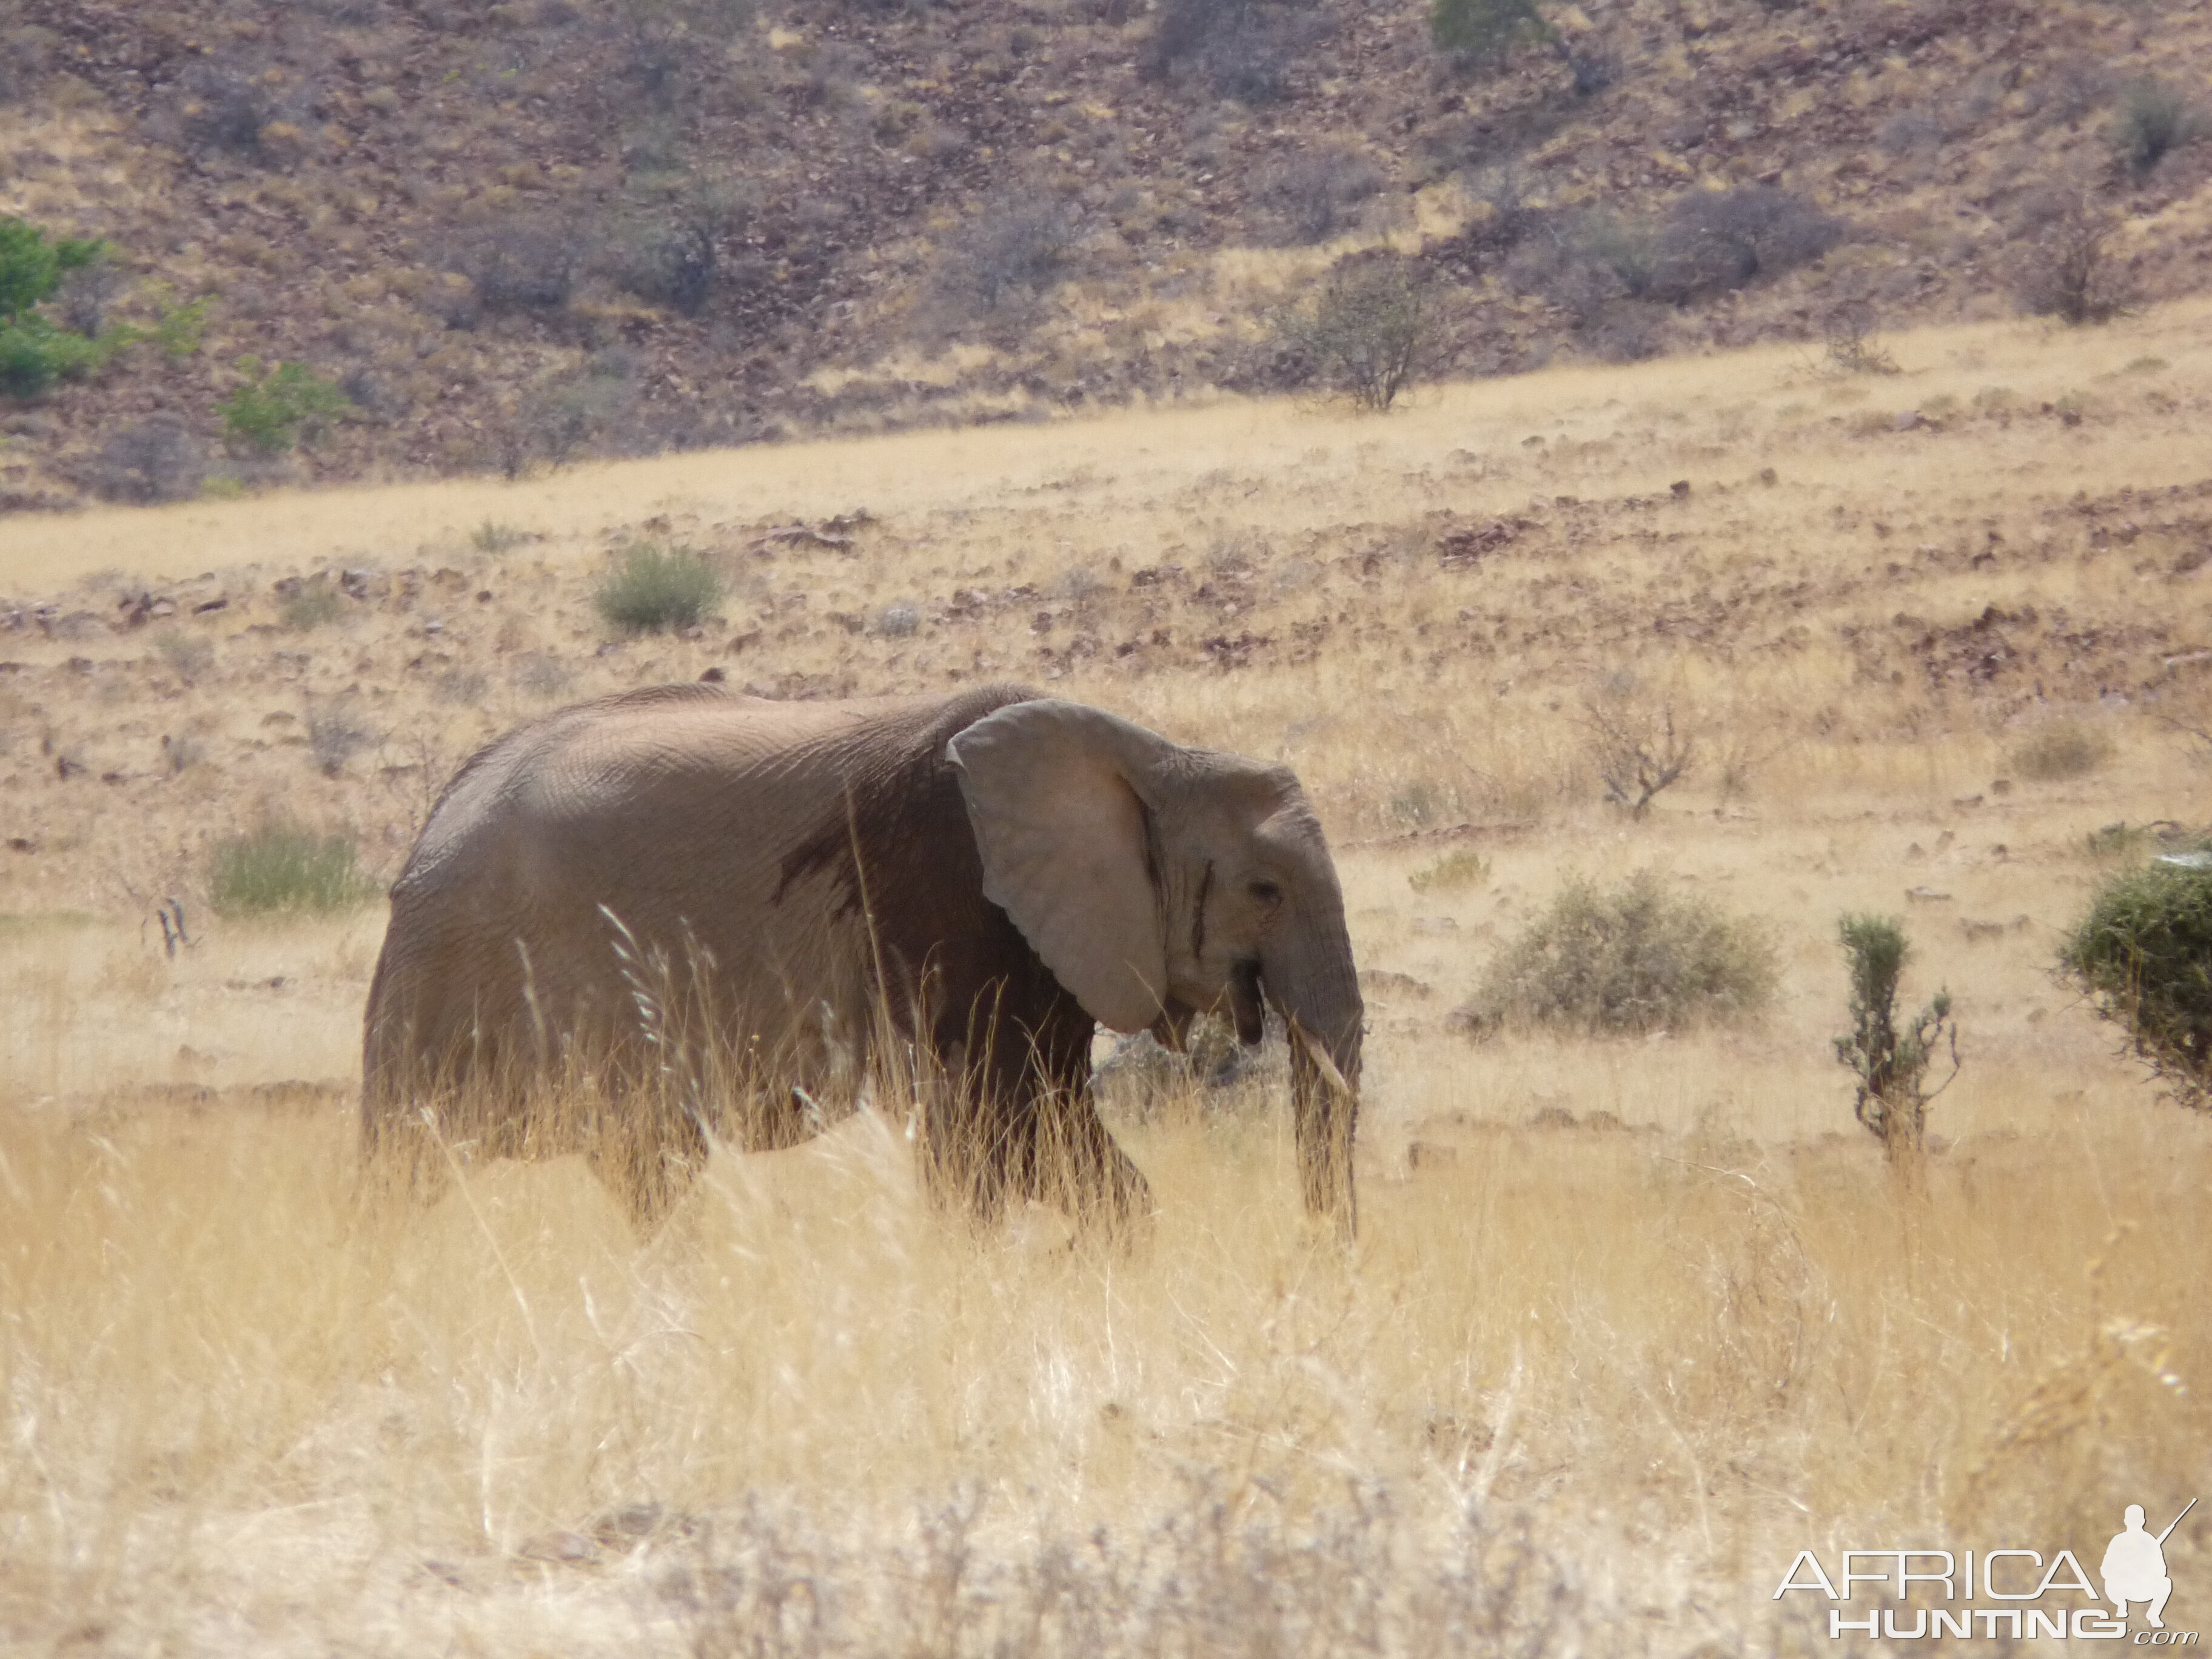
(1775, 1499), (2199, 1643)
(2106, 1501), (2193, 1631)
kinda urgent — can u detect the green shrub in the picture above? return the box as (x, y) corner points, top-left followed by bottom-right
(2008, 720), (2113, 781)
(0, 214), (104, 321)
(209, 823), (377, 917)
(2113, 79), (2203, 176)
(1833, 914), (1956, 1159)
(1470, 870), (1774, 1034)
(0, 215), (113, 398)
(595, 543), (724, 634)
(0, 314), (108, 396)
(2060, 861), (2212, 1104)
(218, 357), (352, 453)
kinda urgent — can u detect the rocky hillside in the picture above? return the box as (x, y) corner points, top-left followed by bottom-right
(1, 0), (2207, 508)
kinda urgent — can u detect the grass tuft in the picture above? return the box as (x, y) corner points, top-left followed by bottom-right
(594, 542), (723, 634)
(208, 822), (378, 917)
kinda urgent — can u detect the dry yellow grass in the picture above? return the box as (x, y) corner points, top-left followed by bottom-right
(4, 304), (2211, 1652)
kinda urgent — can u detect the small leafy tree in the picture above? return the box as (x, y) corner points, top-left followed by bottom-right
(1834, 916), (1959, 1163)
(0, 214), (112, 397)
(1292, 255), (1431, 412)
(218, 357), (352, 453)
(0, 215), (105, 320)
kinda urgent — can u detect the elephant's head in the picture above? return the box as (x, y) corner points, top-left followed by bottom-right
(946, 699), (1364, 1234)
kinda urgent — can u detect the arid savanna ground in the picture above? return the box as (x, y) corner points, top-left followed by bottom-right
(4, 304), (2211, 1653)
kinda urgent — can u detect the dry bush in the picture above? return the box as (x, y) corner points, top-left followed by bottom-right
(1285, 253), (1432, 412)
(1251, 146), (1386, 246)
(2014, 192), (2137, 326)
(152, 628), (213, 683)
(2008, 720), (2113, 781)
(932, 196), (1080, 323)
(1580, 689), (1694, 817)
(1142, 0), (1326, 103)
(2112, 78), (2205, 176)
(1821, 303), (1899, 376)
(443, 218), (584, 324)
(1467, 869), (1775, 1036)
(1647, 187), (1846, 303)
(1834, 914), (1957, 1164)
(306, 699), (377, 776)
(84, 414), (206, 504)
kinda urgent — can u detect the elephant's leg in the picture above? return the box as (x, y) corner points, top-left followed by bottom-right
(999, 1007), (1153, 1232)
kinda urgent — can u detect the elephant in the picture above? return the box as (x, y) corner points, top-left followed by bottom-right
(361, 682), (1364, 1235)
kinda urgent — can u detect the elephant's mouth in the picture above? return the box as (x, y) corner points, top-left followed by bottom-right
(1227, 959), (1265, 1047)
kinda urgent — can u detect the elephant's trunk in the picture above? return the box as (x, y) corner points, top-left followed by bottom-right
(1262, 934), (1364, 1238)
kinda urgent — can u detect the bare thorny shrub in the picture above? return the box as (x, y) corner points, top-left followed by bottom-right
(2014, 189), (2138, 326)
(1579, 683), (1694, 819)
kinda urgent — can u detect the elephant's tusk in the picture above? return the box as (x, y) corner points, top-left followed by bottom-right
(1288, 1022), (1353, 1097)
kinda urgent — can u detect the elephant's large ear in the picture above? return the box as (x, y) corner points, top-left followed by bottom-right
(945, 699), (1171, 1033)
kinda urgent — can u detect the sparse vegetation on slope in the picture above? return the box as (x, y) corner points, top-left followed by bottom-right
(2, 0), (2209, 502)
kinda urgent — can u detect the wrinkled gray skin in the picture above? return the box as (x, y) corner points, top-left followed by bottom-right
(362, 683), (1364, 1234)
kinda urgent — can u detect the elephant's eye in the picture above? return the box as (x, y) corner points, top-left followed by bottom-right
(1248, 879), (1283, 905)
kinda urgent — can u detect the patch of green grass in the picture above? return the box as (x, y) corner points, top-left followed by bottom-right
(209, 823), (378, 917)
(594, 542), (723, 635)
